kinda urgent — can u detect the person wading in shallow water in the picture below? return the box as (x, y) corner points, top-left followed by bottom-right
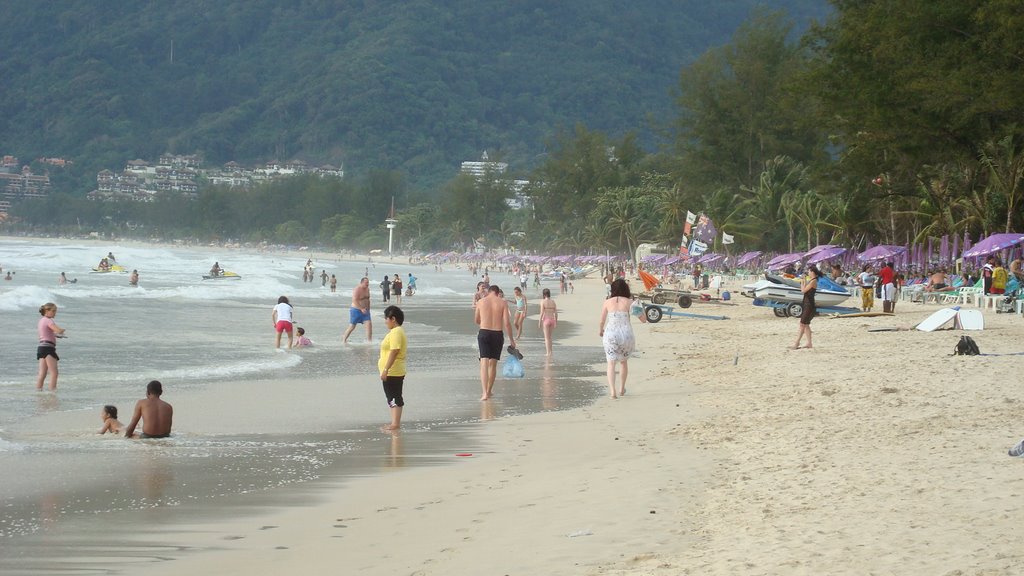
(474, 285), (516, 401)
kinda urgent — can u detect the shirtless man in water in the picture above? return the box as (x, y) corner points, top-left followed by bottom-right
(124, 380), (173, 439)
(474, 285), (517, 401)
(343, 277), (373, 343)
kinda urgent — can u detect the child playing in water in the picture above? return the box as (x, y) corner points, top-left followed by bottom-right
(98, 405), (123, 434)
(294, 327), (313, 347)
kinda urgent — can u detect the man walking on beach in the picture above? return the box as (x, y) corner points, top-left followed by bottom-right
(124, 380), (173, 439)
(474, 285), (517, 401)
(343, 277), (373, 343)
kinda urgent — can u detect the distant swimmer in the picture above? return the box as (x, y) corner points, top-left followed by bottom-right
(98, 405), (123, 435)
(5, 271), (13, 280)
(59, 272), (77, 285)
(124, 380), (173, 439)
(129, 269), (139, 286)
(343, 277), (373, 343)
(36, 302), (65, 391)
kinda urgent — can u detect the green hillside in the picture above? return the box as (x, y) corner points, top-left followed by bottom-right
(0, 0), (828, 191)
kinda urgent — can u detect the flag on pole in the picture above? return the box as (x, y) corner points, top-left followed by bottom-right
(722, 232), (734, 244)
(688, 239), (708, 257)
(693, 214), (716, 243)
(685, 211), (697, 224)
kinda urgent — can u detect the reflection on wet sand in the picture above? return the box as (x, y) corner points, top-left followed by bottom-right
(541, 358), (560, 411)
(35, 392), (59, 414)
(479, 399), (495, 421)
(138, 452), (174, 504)
(386, 431), (404, 468)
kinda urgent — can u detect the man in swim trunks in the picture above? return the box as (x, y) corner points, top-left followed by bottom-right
(125, 380), (173, 439)
(343, 277), (373, 343)
(474, 284), (517, 401)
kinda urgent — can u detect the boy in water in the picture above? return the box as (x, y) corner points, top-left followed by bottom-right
(125, 380), (173, 439)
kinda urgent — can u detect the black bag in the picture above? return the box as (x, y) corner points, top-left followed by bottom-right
(954, 335), (981, 356)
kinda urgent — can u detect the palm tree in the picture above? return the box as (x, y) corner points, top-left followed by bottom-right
(978, 133), (1024, 233)
(740, 156), (807, 251)
(448, 219), (469, 249)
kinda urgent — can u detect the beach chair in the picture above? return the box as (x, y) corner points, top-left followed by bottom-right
(951, 286), (983, 306)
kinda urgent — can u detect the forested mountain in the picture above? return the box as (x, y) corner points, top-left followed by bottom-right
(0, 0), (829, 191)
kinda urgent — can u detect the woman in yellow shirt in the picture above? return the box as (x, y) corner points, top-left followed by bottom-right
(378, 306), (408, 431)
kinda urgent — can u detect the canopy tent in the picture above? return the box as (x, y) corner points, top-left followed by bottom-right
(805, 246), (847, 265)
(857, 245), (907, 262)
(963, 233), (1024, 259)
(765, 252), (805, 270)
(735, 251), (762, 266)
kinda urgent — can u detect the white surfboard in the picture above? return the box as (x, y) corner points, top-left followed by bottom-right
(916, 308), (958, 332)
(955, 308), (985, 330)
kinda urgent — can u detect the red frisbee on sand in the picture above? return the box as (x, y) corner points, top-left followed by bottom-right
(455, 453), (473, 457)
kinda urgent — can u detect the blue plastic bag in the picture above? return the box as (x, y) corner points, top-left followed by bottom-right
(502, 355), (525, 378)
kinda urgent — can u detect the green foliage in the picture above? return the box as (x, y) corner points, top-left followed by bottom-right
(0, 0), (829, 193)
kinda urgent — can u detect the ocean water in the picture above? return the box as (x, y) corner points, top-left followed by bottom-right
(0, 239), (602, 572)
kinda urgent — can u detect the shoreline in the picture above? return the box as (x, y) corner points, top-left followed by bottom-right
(130, 276), (1024, 575)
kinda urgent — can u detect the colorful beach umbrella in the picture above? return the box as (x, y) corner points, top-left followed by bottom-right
(962, 233), (1024, 258)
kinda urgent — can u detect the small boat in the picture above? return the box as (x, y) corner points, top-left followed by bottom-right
(202, 271), (242, 280)
(741, 273), (851, 308)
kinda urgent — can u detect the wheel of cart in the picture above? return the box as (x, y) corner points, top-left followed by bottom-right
(677, 295), (692, 308)
(786, 302), (803, 317)
(773, 307), (787, 318)
(652, 293), (667, 305)
(644, 305), (663, 323)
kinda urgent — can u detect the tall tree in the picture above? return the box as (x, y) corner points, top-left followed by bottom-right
(673, 10), (824, 195)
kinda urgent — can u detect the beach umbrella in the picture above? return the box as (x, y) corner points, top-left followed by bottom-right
(804, 244), (839, 258)
(638, 269), (660, 291)
(765, 252), (805, 270)
(857, 245), (907, 262)
(963, 233), (1024, 258)
(699, 253), (724, 264)
(806, 246), (846, 265)
(735, 251), (762, 266)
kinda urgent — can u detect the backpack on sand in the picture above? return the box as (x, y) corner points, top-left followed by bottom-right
(953, 335), (980, 356)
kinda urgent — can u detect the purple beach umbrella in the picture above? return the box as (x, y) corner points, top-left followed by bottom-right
(962, 233), (1024, 259)
(805, 246), (846, 265)
(857, 245), (907, 262)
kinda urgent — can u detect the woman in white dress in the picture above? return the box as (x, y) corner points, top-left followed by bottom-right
(600, 278), (637, 399)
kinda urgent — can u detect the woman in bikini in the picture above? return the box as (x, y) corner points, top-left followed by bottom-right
(512, 286), (528, 340)
(538, 288), (557, 356)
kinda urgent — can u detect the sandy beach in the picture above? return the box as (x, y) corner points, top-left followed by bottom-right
(65, 274), (1024, 574)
